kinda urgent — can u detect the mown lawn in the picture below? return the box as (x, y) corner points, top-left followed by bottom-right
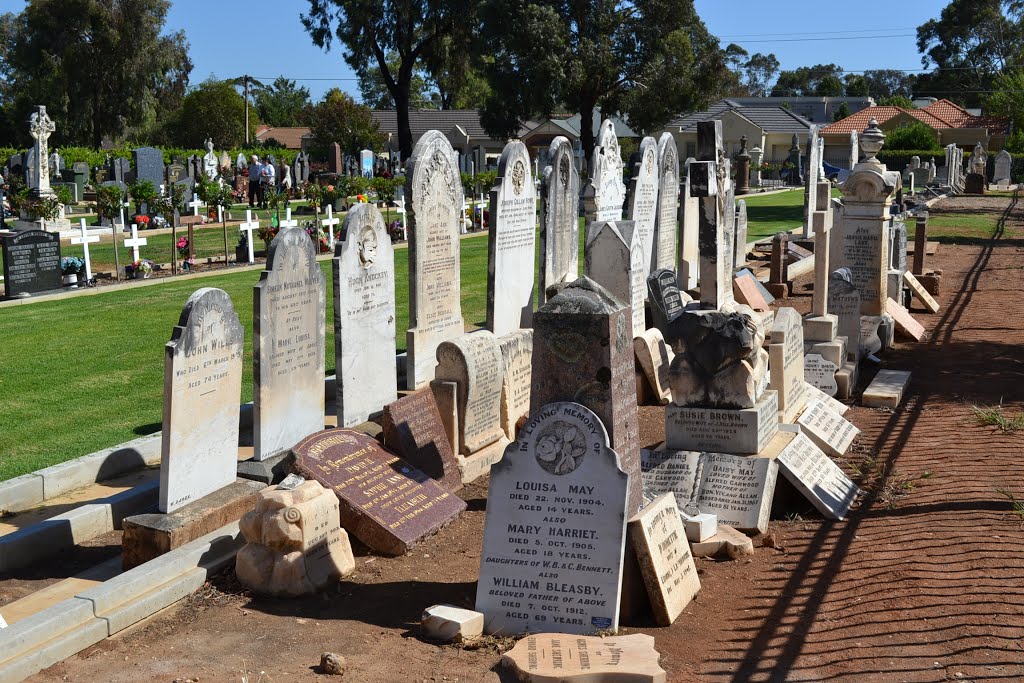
(742, 187), (842, 240)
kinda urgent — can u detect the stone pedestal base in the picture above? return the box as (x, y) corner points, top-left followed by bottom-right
(965, 173), (986, 195)
(916, 271), (942, 296)
(806, 337), (847, 368)
(765, 281), (791, 299)
(122, 478), (267, 569)
(456, 437), (510, 483)
(237, 450), (295, 485)
(835, 360), (858, 400)
(665, 390), (779, 454)
(803, 314), (837, 343)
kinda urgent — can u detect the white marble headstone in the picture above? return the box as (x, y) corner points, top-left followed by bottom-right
(776, 431), (859, 520)
(652, 132), (680, 273)
(626, 136), (659, 282)
(539, 136), (580, 304)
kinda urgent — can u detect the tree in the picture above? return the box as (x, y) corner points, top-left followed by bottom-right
(163, 79), (253, 148)
(877, 95), (916, 108)
(741, 53), (780, 98)
(815, 74), (845, 97)
(301, 0), (477, 160)
(479, 0), (728, 164)
(884, 122), (941, 150)
(833, 102), (851, 122)
(915, 0), (1023, 107)
(770, 64), (844, 97)
(985, 69), (1024, 128)
(254, 77), (312, 127)
(1, 0), (192, 147)
(358, 51), (436, 109)
(843, 75), (870, 97)
(304, 88), (385, 154)
(862, 69), (917, 99)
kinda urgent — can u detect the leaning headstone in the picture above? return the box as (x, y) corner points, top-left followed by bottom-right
(804, 353), (839, 395)
(776, 431), (859, 521)
(159, 288), (245, 513)
(627, 491), (700, 625)
(487, 140), (537, 336)
(828, 268), (861, 359)
(475, 402), (629, 636)
(797, 399), (860, 458)
(582, 119), (626, 231)
(651, 133), (679, 273)
(539, 136), (580, 305)
(498, 329), (533, 441)
(584, 221), (646, 338)
(502, 634), (667, 682)
(133, 146), (165, 187)
(626, 136), (659, 281)
(253, 227), (326, 461)
(293, 429), (466, 556)
(768, 307), (809, 424)
(381, 389), (463, 491)
(2, 230), (62, 298)
(532, 278), (643, 512)
(334, 203), (397, 426)
(647, 268), (686, 335)
(634, 328), (673, 405)
(405, 131), (465, 389)
(993, 149), (1012, 185)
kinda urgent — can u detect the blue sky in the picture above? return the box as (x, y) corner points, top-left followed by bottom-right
(163, 0), (952, 102)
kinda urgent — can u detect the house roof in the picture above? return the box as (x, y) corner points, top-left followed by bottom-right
(821, 99), (1010, 136)
(668, 100), (813, 133)
(921, 99), (973, 127)
(254, 126), (312, 149)
(819, 107), (905, 135)
(370, 110), (492, 140)
(520, 110), (639, 142)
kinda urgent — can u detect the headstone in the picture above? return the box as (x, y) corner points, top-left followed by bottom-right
(475, 402), (629, 635)
(70, 161), (89, 199)
(885, 298), (925, 340)
(112, 157), (131, 184)
(27, 106), (55, 197)
(584, 221), (645, 338)
(487, 140), (537, 336)
(293, 429), (466, 555)
(381, 389), (462, 491)
(796, 399), (859, 457)
(994, 149), (1012, 184)
(498, 330), (533, 441)
(133, 147), (165, 187)
(692, 121), (733, 308)
(903, 271), (939, 313)
(405, 131), (465, 389)
(804, 353), (838, 395)
(531, 278), (643, 513)
(768, 308), (809, 423)
(627, 492), (699, 626)
(625, 136), (659, 281)
(776, 431), (859, 521)
(849, 131), (859, 171)
(360, 149), (374, 177)
(166, 162), (186, 185)
(647, 268), (685, 334)
(582, 119), (626, 229)
(733, 200), (748, 269)
(253, 227), (326, 461)
(501, 634), (667, 683)
(159, 288), (245, 513)
(633, 328), (673, 405)
(334, 203), (397, 426)
(665, 390), (778, 455)
(2, 230), (61, 297)
(678, 159), (699, 290)
(652, 133), (679, 273)
(828, 268), (861, 358)
(539, 136), (580, 305)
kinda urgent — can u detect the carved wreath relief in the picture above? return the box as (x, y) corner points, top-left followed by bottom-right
(559, 155), (570, 188)
(535, 420), (587, 475)
(511, 158), (526, 195)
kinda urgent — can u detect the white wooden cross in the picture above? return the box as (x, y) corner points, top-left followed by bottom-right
(394, 197), (407, 240)
(118, 200), (130, 233)
(188, 193), (204, 217)
(321, 204), (340, 250)
(159, 183), (165, 197)
(279, 207), (298, 230)
(239, 209), (259, 264)
(461, 200), (470, 234)
(70, 218), (99, 280)
(217, 204), (224, 223)
(124, 222), (148, 262)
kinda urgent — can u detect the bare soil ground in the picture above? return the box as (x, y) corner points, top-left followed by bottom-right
(20, 194), (1024, 682)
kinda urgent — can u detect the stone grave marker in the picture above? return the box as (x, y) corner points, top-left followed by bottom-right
(133, 146), (164, 187)
(903, 271), (939, 313)
(253, 227), (326, 461)
(665, 391), (779, 455)
(634, 329), (673, 405)
(381, 389), (462, 491)
(640, 448), (702, 510)
(434, 331), (507, 461)
(804, 353), (839, 396)
(734, 199), (748, 269)
(994, 149), (1012, 185)
(626, 136), (659, 281)
(2, 230), (61, 298)
(475, 402), (629, 636)
(828, 268), (861, 358)
(652, 132), (679, 272)
(583, 119), (626, 232)
(692, 121), (733, 309)
(498, 329), (533, 440)
(531, 277), (643, 512)
(334, 204), (397, 426)
(627, 492), (700, 625)
(584, 221), (645, 338)
(159, 288), (245, 513)
(647, 268), (685, 334)
(678, 158), (699, 290)
(776, 431), (859, 521)
(502, 633), (667, 683)
(539, 136), (580, 305)
(405, 131), (466, 389)
(796, 399), (859, 458)
(768, 307), (809, 423)
(487, 140), (537, 336)
(293, 429), (466, 555)
(885, 298), (925, 340)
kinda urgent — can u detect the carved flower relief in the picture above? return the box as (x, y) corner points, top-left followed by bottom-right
(559, 156), (570, 188)
(643, 147), (655, 176)
(535, 421), (587, 475)
(511, 158), (526, 195)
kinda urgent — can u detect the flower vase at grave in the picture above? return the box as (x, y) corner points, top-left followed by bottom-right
(63, 273), (78, 286)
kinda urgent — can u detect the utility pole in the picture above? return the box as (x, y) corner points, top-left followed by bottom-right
(244, 76), (250, 145)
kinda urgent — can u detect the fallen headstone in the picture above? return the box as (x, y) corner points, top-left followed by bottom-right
(502, 633), (667, 683)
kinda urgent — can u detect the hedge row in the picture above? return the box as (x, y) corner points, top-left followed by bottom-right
(1, 145), (301, 177)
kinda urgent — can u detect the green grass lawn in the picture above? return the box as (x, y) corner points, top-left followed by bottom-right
(742, 188), (841, 240)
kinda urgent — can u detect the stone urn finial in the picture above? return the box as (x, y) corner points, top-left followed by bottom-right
(735, 135), (750, 161)
(860, 118), (885, 162)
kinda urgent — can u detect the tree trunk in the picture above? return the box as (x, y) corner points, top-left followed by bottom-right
(396, 62), (415, 162)
(579, 101), (598, 175)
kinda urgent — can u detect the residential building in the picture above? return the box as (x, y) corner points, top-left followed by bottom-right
(663, 100), (814, 162)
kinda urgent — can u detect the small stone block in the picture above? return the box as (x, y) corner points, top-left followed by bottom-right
(803, 314), (837, 342)
(502, 633), (667, 683)
(685, 513), (717, 542)
(690, 524), (754, 559)
(863, 369), (911, 409)
(835, 361), (857, 400)
(764, 282), (790, 299)
(805, 338), (846, 368)
(884, 299), (925, 341)
(237, 449), (296, 485)
(916, 273), (941, 295)
(733, 275), (769, 311)
(421, 604), (484, 643)
(121, 478), (266, 569)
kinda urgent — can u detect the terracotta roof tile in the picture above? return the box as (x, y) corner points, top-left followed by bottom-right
(255, 127), (312, 149)
(921, 99), (972, 127)
(819, 107), (904, 135)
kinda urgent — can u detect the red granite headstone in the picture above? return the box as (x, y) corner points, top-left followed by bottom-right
(381, 389), (462, 492)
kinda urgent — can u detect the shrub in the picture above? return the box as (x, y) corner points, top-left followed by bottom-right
(883, 122), (940, 151)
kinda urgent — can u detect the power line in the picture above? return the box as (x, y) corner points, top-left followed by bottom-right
(733, 34), (917, 44)
(719, 27), (918, 38)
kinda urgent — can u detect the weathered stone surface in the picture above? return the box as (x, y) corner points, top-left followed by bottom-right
(994, 149), (1012, 184)
(254, 227), (326, 460)
(406, 131), (466, 389)
(693, 121), (734, 308)
(434, 331), (507, 455)
(862, 369), (911, 409)
(334, 204), (397, 426)
(583, 119), (626, 228)
(320, 652), (346, 676)
(531, 278), (643, 512)
(160, 288), (245, 513)
(502, 633), (667, 682)
(776, 431), (859, 520)
(584, 220), (645, 338)
(292, 429), (465, 555)
(236, 480), (355, 596)
(539, 136), (580, 305)
(828, 268), (861, 359)
(903, 270), (939, 313)
(634, 328), (673, 405)
(421, 604), (484, 643)
(797, 399), (859, 457)
(626, 136), (659, 282)
(885, 298), (925, 340)
(627, 492), (700, 625)
(647, 268), (687, 335)
(665, 390), (779, 455)
(733, 273), (769, 311)
(733, 200), (748, 269)
(652, 133), (679, 272)
(691, 523), (754, 559)
(381, 389), (462, 491)
(488, 140), (537, 336)
(498, 329), (533, 440)
(768, 307), (809, 423)
(804, 354), (839, 396)
(475, 402), (629, 635)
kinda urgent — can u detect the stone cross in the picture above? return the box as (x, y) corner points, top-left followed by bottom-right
(810, 181), (834, 317)
(766, 232), (790, 299)
(692, 120), (733, 309)
(913, 213), (928, 276)
(279, 207), (298, 230)
(188, 193), (203, 216)
(124, 223), (148, 262)
(119, 200), (130, 231)
(71, 218), (99, 280)
(28, 105), (56, 195)
(321, 204), (340, 251)
(239, 209), (259, 264)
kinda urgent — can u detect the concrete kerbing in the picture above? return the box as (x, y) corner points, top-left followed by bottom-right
(0, 474), (43, 515)
(0, 522), (243, 682)
(38, 434), (162, 500)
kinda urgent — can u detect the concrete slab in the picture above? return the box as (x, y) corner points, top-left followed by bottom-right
(863, 370), (911, 409)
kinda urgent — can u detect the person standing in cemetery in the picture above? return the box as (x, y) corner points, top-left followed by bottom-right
(248, 155), (262, 209)
(260, 156), (275, 208)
